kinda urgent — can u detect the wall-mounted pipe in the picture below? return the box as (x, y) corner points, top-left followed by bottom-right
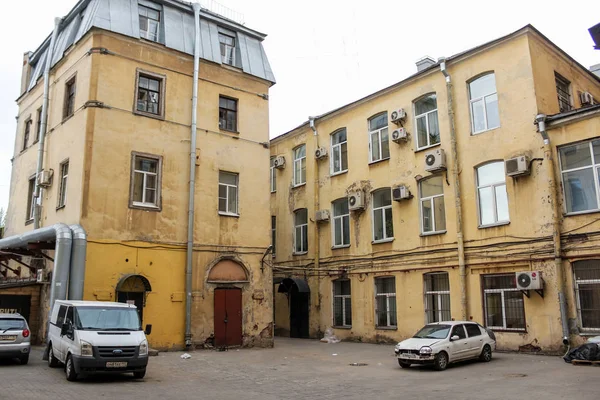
(68, 225), (87, 300)
(308, 116), (322, 333)
(34, 17), (62, 229)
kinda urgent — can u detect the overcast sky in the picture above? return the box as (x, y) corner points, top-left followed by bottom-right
(0, 0), (598, 215)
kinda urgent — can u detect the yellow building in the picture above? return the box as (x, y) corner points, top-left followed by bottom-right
(270, 25), (600, 352)
(4, 0), (275, 350)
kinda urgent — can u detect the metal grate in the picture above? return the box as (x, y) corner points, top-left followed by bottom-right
(573, 261), (600, 330)
(555, 73), (573, 113)
(333, 280), (351, 327)
(483, 274), (525, 331)
(424, 273), (451, 323)
(375, 277), (396, 327)
(97, 346), (137, 358)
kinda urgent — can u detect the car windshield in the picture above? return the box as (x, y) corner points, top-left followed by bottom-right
(413, 324), (451, 339)
(74, 307), (141, 331)
(0, 318), (25, 331)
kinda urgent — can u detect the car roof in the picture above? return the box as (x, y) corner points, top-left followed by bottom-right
(0, 313), (26, 319)
(54, 300), (136, 309)
(427, 321), (480, 326)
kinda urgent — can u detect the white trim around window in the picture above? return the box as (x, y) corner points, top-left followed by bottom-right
(293, 145), (306, 187)
(468, 73), (500, 134)
(419, 176), (446, 235)
(270, 156), (277, 193)
(218, 171), (239, 216)
(332, 198), (350, 248)
(129, 152), (162, 210)
(57, 159), (69, 209)
(293, 208), (308, 254)
(372, 188), (394, 242)
(368, 112), (390, 163)
(559, 139), (600, 215)
(476, 161), (509, 227)
(330, 128), (348, 175)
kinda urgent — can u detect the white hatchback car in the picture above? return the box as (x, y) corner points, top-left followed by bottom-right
(394, 321), (496, 371)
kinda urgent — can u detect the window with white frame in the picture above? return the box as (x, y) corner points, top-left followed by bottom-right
(332, 198), (350, 247)
(218, 171), (239, 215)
(419, 176), (446, 234)
(26, 177), (35, 222)
(293, 145), (306, 187)
(368, 113), (389, 163)
(271, 216), (276, 258)
(555, 72), (572, 113)
(293, 208), (308, 254)
(375, 277), (396, 328)
(130, 153), (161, 209)
(57, 160), (69, 209)
(469, 73), (500, 134)
(477, 162), (509, 226)
(139, 5), (160, 42)
(559, 140), (600, 214)
(270, 156), (277, 193)
(573, 260), (600, 330)
(22, 119), (32, 151)
(414, 94), (440, 149)
(219, 31), (236, 66)
(424, 273), (451, 323)
(372, 188), (393, 242)
(330, 128), (348, 175)
(483, 274), (525, 331)
(333, 279), (351, 327)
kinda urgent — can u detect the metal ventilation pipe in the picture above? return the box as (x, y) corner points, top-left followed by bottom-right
(68, 225), (87, 300)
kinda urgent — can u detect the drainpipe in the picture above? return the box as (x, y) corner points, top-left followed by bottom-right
(67, 225), (87, 300)
(439, 58), (468, 321)
(34, 18), (62, 229)
(535, 114), (569, 345)
(185, 2), (201, 348)
(309, 116), (321, 334)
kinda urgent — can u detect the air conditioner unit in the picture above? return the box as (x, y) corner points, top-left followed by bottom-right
(390, 108), (407, 124)
(515, 271), (543, 290)
(580, 91), (595, 106)
(273, 156), (286, 169)
(424, 149), (447, 172)
(348, 190), (365, 211)
(392, 185), (411, 201)
(315, 147), (328, 160)
(505, 156), (530, 177)
(315, 209), (330, 222)
(36, 269), (45, 283)
(391, 128), (408, 143)
(37, 170), (53, 187)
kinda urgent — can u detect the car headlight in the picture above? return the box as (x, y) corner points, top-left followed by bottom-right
(139, 340), (148, 356)
(419, 346), (433, 355)
(80, 340), (93, 357)
(394, 344), (401, 351)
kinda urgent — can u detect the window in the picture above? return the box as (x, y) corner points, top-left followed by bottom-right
(270, 157), (277, 193)
(130, 153), (161, 209)
(219, 96), (237, 132)
(573, 260), (600, 330)
(419, 176), (446, 234)
(414, 94), (440, 149)
(375, 277), (396, 328)
(271, 216), (276, 258)
(333, 279), (351, 327)
(559, 140), (600, 214)
(135, 70), (165, 118)
(56, 305), (68, 327)
(139, 5), (160, 42)
(57, 160), (69, 209)
(22, 119), (32, 151)
(372, 189), (393, 242)
(424, 273), (451, 323)
(451, 325), (466, 339)
(26, 177), (35, 222)
(293, 145), (306, 187)
(63, 76), (76, 119)
(368, 113), (390, 163)
(35, 107), (42, 143)
(293, 208), (308, 254)
(218, 171), (239, 215)
(465, 323), (482, 337)
(477, 162), (509, 226)
(483, 274), (525, 331)
(555, 72), (572, 113)
(332, 198), (350, 247)
(330, 129), (348, 174)
(469, 73), (499, 134)
(219, 32), (236, 65)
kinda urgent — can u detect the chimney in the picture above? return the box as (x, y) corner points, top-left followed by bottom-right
(20, 51), (33, 95)
(591, 64), (600, 78)
(416, 56), (436, 72)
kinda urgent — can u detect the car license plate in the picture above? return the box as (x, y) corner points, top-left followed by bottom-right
(106, 361), (128, 368)
(0, 335), (17, 341)
(401, 353), (417, 359)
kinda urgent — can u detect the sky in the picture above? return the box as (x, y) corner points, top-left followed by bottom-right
(0, 0), (598, 215)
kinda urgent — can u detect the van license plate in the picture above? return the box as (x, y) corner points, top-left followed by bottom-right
(106, 362), (128, 368)
(0, 335), (17, 341)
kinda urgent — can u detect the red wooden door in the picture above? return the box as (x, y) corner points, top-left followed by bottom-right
(214, 288), (242, 347)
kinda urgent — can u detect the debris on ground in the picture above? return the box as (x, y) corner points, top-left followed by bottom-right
(563, 343), (600, 363)
(320, 327), (341, 344)
(181, 353), (192, 359)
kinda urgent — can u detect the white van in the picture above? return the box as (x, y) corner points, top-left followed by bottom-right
(46, 300), (151, 381)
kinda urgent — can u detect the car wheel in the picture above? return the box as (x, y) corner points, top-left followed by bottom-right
(479, 344), (492, 362)
(398, 359), (411, 369)
(433, 352), (449, 371)
(20, 354), (29, 365)
(133, 369), (146, 379)
(48, 344), (60, 368)
(65, 354), (78, 382)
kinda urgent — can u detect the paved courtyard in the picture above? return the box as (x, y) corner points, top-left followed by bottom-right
(1, 338), (598, 399)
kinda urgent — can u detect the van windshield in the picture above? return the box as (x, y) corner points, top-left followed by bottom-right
(74, 307), (141, 331)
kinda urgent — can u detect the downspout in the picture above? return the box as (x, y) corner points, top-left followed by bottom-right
(439, 58), (468, 320)
(34, 17), (62, 229)
(535, 114), (569, 345)
(185, 2), (201, 347)
(309, 116), (321, 335)
(68, 225), (87, 300)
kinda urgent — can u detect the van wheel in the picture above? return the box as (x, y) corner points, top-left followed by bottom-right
(48, 344), (60, 368)
(433, 352), (449, 371)
(479, 345), (492, 362)
(65, 354), (78, 381)
(20, 354), (29, 365)
(133, 369), (146, 379)
(398, 359), (411, 368)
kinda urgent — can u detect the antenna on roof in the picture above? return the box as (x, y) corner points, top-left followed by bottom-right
(199, 0), (245, 25)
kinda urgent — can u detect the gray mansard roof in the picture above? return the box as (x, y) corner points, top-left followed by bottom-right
(25, 0), (275, 93)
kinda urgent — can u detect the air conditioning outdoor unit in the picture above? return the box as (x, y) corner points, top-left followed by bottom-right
(37, 170), (53, 187)
(391, 128), (408, 143)
(348, 190), (365, 211)
(392, 185), (411, 201)
(424, 149), (447, 172)
(505, 156), (530, 177)
(580, 91), (595, 106)
(315, 147), (328, 160)
(315, 209), (330, 222)
(515, 271), (543, 290)
(273, 156), (286, 169)
(390, 108), (407, 124)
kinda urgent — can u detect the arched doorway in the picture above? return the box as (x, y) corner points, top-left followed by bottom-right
(116, 274), (152, 323)
(278, 278), (310, 338)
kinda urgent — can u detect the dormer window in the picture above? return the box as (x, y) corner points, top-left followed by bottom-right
(139, 5), (160, 42)
(219, 31), (236, 65)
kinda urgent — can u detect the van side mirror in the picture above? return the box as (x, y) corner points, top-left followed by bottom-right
(61, 323), (70, 336)
(144, 324), (152, 336)
(450, 335), (460, 341)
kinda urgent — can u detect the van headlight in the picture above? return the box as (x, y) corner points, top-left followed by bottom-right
(139, 340), (148, 356)
(419, 346), (433, 355)
(80, 340), (93, 357)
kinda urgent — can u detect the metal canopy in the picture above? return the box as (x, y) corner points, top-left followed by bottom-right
(277, 277), (310, 294)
